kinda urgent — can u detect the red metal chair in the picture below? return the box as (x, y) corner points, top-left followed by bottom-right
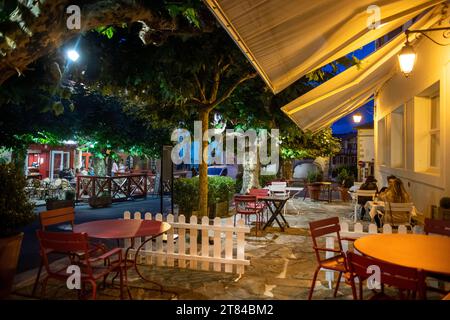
(424, 218), (450, 236)
(32, 207), (106, 296)
(424, 218), (450, 296)
(234, 195), (264, 236)
(36, 230), (126, 300)
(308, 217), (355, 300)
(347, 251), (425, 300)
(248, 188), (269, 222)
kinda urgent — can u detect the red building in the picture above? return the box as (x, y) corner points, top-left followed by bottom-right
(26, 143), (78, 180)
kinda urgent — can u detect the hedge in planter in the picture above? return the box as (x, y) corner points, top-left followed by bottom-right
(0, 163), (35, 298)
(173, 176), (235, 219)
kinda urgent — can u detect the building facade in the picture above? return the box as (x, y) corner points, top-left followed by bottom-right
(374, 25), (450, 218)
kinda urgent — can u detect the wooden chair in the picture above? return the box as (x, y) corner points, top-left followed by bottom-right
(347, 251), (425, 300)
(352, 190), (377, 222)
(379, 202), (414, 227)
(424, 218), (450, 236)
(36, 230), (126, 300)
(308, 217), (355, 300)
(234, 195), (264, 236)
(32, 207), (105, 296)
(424, 218), (450, 296)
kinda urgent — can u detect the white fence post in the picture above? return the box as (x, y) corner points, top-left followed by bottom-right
(189, 215), (198, 270)
(224, 217), (233, 273)
(236, 219), (246, 275)
(167, 214), (175, 267)
(145, 212), (153, 265)
(213, 217), (222, 272)
(178, 215), (186, 268)
(201, 216), (210, 271)
(155, 213), (164, 266)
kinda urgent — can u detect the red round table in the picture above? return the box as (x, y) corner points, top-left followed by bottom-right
(74, 219), (171, 240)
(74, 219), (171, 298)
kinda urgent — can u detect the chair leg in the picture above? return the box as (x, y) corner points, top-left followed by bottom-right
(333, 272), (342, 297)
(32, 259), (44, 297)
(88, 280), (97, 300)
(40, 277), (49, 299)
(350, 276), (358, 300)
(308, 267), (320, 300)
(359, 280), (363, 300)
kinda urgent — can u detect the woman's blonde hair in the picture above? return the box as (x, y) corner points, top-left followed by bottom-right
(389, 178), (409, 203)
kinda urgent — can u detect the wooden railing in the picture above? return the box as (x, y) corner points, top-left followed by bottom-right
(123, 211), (251, 274)
(76, 174), (157, 202)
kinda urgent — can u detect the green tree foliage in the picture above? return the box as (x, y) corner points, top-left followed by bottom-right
(0, 163), (35, 237)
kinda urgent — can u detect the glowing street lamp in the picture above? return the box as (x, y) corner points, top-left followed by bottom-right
(353, 113), (362, 123)
(66, 49), (80, 62)
(398, 41), (416, 77)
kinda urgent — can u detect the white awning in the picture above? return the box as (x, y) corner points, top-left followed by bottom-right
(280, 7), (443, 132)
(204, 0), (444, 93)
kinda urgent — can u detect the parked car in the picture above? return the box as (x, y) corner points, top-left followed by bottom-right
(207, 166), (228, 176)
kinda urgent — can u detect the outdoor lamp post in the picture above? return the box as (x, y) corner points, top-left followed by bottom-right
(353, 113), (362, 123)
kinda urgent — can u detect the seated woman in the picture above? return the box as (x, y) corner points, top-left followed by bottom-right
(376, 178), (411, 227)
(358, 176), (378, 220)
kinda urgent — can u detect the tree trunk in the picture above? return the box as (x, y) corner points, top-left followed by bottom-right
(93, 158), (106, 176)
(11, 148), (27, 175)
(198, 108), (210, 216)
(241, 144), (261, 194)
(281, 158), (294, 181)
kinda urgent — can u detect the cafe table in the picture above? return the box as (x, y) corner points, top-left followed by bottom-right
(74, 219), (171, 298)
(258, 194), (290, 231)
(354, 233), (450, 298)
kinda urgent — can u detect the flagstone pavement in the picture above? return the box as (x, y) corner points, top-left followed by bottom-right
(10, 199), (438, 300)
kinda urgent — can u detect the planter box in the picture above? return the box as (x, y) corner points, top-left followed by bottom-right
(307, 183), (322, 201)
(0, 233), (23, 299)
(338, 186), (350, 202)
(208, 201), (230, 219)
(88, 196), (112, 208)
(46, 199), (75, 211)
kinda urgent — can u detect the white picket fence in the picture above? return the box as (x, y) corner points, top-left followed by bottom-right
(323, 222), (424, 288)
(123, 211), (251, 274)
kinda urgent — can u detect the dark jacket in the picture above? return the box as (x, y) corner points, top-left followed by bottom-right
(357, 181), (378, 205)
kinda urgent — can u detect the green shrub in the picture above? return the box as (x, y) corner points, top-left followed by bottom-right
(306, 170), (323, 183)
(259, 174), (277, 188)
(0, 163), (35, 237)
(173, 176), (236, 215)
(337, 168), (355, 188)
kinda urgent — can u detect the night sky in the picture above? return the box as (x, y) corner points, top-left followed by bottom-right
(331, 42), (376, 134)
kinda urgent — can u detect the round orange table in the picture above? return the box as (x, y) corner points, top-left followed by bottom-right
(354, 234), (450, 275)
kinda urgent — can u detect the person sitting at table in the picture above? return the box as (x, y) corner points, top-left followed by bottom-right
(378, 174), (397, 194)
(358, 176), (378, 220)
(375, 178), (411, 227)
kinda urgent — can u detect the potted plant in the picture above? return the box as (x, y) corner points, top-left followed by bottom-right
(306, 170), (323, 201)
(0, 163), (35, 299)
(337, 168), (354, 202)
(45, 189), (75, 210)
(88, 191), (112, 208)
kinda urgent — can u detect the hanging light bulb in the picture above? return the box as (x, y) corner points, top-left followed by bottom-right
(353, 113), (362, 123)
(398, 41), (416, 76)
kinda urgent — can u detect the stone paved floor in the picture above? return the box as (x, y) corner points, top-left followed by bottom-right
(10, 199), (439, 300)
